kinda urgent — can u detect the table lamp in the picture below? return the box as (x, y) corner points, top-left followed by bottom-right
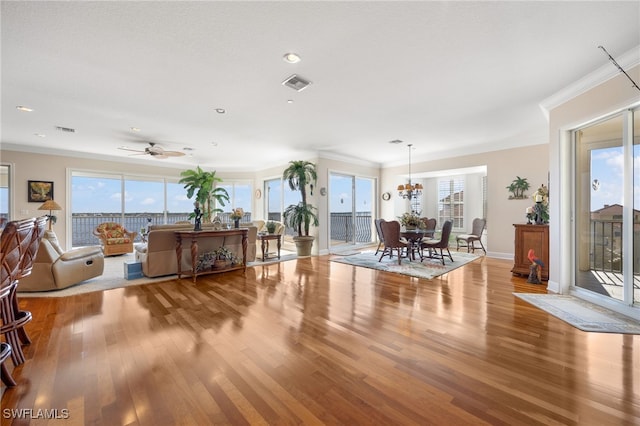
(38, 199), (62, 230)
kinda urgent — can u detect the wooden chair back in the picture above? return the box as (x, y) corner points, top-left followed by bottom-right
(1, 218), (36, 288)
(18, 216), (48, 279)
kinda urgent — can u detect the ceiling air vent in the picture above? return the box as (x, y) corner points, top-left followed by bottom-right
(55, 126), (76, 133)
(282, 74), (312, 92)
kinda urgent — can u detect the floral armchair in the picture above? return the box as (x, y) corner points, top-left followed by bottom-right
(93, 222), (137, 256)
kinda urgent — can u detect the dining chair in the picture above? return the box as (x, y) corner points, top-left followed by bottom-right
(379, 220), (409, 265)
(12, 216), (47, 346)
(420, 220), (454, 265)
(374, 218), (385, 255)
(456, 218), (486, 254)
(1, 218), (37, 366)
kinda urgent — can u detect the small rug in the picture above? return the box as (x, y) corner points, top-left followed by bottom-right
(330, 250), (480, 280)
(514, 293), (640, 334)
(18, 252), (297, 298)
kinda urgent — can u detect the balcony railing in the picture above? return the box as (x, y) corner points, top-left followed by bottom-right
(71, 212), (373, 246)
(589, 218), (640, 274)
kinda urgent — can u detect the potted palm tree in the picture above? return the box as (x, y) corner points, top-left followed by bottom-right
(179, 166), (230, 222)
(282, 160), (319, 256)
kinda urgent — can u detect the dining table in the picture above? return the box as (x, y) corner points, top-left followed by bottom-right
(401, 228), (435, 260)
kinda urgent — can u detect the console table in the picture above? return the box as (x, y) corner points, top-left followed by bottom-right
(511, 224), (549, 281)
(175, 228), (247, 283)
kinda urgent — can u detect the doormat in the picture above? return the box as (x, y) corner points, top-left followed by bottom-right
(514, 293), (640, 334)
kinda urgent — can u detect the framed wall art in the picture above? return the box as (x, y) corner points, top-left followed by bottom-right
(28, 180), (54, 202)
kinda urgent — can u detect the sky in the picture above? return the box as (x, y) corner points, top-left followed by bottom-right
(590, 146), (640, 211)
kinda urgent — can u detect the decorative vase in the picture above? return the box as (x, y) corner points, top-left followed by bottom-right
(234, 219), (240, 228)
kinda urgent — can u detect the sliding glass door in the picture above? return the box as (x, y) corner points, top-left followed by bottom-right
(329, 173), (374, 248)
(573, 109), (639, 305)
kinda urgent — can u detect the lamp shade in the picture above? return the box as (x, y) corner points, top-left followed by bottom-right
(38, 200), (62, 211)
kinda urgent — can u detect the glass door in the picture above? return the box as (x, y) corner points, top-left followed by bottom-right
(574, 110), (638, 305)
(329, 173), (374, 248)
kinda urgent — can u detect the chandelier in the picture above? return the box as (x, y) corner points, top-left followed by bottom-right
(397, 143), (423, 199)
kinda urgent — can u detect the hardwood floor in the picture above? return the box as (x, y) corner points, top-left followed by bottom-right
(2, 256), (639, 425)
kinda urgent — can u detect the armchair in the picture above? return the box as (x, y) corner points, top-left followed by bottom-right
(18, 230), (104, 292)
(93, 222), (137, 256)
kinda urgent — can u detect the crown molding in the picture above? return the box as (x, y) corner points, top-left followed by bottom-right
(539, 45), (640, 120)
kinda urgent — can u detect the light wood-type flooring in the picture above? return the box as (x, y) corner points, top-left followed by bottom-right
(2, 256), (639, 425)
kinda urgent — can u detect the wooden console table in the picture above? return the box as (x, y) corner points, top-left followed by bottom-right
(511, 224), (549, 281)
(175, 228), (247, 283)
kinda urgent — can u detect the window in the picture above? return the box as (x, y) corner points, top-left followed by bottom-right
(218, 182), (252, 222)
(438, 177), (464, 229)
(70, 171), (193, 247)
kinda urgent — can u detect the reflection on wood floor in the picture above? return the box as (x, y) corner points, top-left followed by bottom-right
(2, 256), (639, 425)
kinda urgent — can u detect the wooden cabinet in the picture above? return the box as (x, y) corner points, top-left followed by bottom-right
(511, 224), (549, 281)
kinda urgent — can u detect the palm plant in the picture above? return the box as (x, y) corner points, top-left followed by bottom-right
(284, 203), (319, 237)
(179, 166), (230, 220)
(282, 160), (317, 236)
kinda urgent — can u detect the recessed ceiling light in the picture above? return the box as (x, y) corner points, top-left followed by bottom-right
(287, 99), (294, 104)
(389, 139), (403, 144)
(215, 108), (226, 114)
(34, 133), (46, 138)
(283, 53), (301, 64)
(16, 105), (33, 112)
(211, 142), (218, 147)
(130, 127), (141, 132)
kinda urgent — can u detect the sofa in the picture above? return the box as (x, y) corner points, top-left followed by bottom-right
(18, 231), (104, 292)
(134, 223), (258, 278)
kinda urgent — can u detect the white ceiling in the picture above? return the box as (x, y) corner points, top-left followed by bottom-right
(2, 1), (639, 171)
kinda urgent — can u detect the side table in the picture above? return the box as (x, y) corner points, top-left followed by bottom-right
(258, 233), (281, 261)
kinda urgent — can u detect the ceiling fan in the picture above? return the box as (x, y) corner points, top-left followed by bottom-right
(118, 142), (185, 159)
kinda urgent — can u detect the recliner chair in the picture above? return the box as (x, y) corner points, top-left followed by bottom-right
(17, 231), (104, 292)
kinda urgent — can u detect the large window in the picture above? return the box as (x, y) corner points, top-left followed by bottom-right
(70, 171), (193, 246)
(265, 177), (301, 239)
(438, 177), (464, 229)
(218, 182), (252, 222)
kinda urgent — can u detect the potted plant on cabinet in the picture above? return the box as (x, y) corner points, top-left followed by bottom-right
(282, 160), (319, 256)
(179, 166), (230, 222)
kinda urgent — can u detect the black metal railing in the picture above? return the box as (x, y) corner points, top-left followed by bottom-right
(330, 212), (372, 243)
(71, 211), (374, 246)
(590, 219), (623, 273)
(71, 212), (254, 246)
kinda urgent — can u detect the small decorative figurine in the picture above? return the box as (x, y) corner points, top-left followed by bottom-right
(193, 202), (203, 231)
(526, 249), (545, 284)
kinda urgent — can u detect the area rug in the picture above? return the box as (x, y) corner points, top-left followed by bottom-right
(18, 252), (297, 298)
(514, 293), (640, 334)
(330, 250), (480, 280)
